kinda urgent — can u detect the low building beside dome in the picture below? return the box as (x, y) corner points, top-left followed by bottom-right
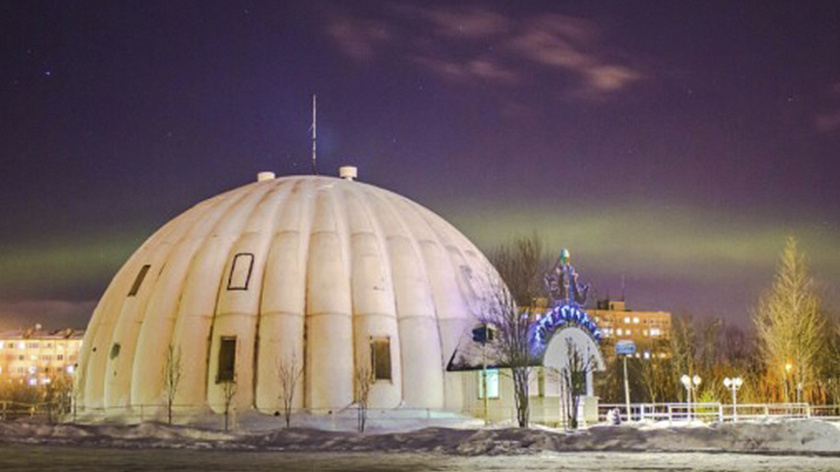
(0, 327), (83, 386)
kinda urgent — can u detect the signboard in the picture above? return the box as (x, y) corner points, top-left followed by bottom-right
(472, 325), (494, 345)
(615, 340), (636, 356)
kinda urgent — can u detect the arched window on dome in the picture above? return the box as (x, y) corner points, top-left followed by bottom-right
(227, 253), (255, 291)
(127, 265), (151, 297)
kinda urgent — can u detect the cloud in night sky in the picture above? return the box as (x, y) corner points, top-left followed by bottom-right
(326, 5), (644, 100)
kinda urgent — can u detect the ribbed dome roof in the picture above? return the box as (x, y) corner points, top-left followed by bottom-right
(76, 175), (501, 415)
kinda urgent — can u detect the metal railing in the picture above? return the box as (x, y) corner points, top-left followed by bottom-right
(801, 404), (840, 420)
(599, 402), (816, 424)
(0, 399), (63, 421)
(5, 398), (840, 430)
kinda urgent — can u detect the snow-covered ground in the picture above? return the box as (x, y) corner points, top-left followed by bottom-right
(3, 418), (840, 455)
(3, 446), (840, 472)
(2, 419), (840, 470)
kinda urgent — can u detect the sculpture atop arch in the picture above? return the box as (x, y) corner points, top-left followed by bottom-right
(543, 248), (589, 306)
(531, 249), (600, 358)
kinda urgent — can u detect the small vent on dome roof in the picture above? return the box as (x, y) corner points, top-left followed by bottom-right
(339, 166), (357, 181)
(257, 171), (276, 182)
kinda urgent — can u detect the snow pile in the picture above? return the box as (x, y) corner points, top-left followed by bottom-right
(2, 418), (840, 455)
(0, 421), (236, 449)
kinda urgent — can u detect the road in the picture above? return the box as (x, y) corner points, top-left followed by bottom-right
(3, 445), (840, 472)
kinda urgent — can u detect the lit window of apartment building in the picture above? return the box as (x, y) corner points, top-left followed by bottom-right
(590, 299), (672, 359)
(0, 327), (84, 386)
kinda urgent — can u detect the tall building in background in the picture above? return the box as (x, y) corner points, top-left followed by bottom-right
(0, 327), (84, 386)
(590, 299), (672, 358)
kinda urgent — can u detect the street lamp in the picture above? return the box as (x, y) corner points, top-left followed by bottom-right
(784, 363), (793, 402)
(723, 377), (743, 422)
(681, 374), (702, 422)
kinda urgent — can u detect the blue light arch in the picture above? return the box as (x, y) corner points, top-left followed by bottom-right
(529, 303), (602, 357)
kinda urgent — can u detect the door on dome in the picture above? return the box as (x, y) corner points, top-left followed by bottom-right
(217, 336), (237, 383)
(370, 337), (391, 381)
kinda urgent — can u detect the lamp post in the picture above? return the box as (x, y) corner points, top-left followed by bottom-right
(784, 363), (793, 402)
(615, 341), (636, 422)
(472, 324), (493, 424)
(723, 377), (743, 422)
(681, 374), (702, 422)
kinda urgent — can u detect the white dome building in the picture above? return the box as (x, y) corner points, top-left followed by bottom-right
(75, 172), (503, 419)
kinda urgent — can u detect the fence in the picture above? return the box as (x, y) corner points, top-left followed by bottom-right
(4, 398), (840, 430)
(599, 402), (821, 424)
(0, 399), (71, 422)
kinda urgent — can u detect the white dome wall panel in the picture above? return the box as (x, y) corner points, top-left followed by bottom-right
(84, 245), (160, 409)
(170, 186), (271, 409)
(418, 240), (469, 323)
(417, 240), (473, 410)
(305, 189), (353, 409)
(103, 244), (173, 409)
(398, 317), (444, 408)
(259, 231), (305, 315)
(255, 232), (305, 412)
(76, 229), (170, 408)
(383, 236), (435, 317)
(101, 209), (207, 410)
(130, 238), (203, 406)
(254, 183), (309, 413)
(79, 254), (144, 408)
(386, 236), (444, 408)
(349, 233), (397, 318)
(255, 312), (304, 413)
(126, 196), (248, 409)
(208, 230), (272, 412)
(350, 233), (401, 408)
(353, 314), (401, 407)
(169, 236), (234, 408)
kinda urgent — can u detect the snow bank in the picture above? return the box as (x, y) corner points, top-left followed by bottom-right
(2, 419), (840, 456)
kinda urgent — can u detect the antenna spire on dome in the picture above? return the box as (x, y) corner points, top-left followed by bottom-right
(311, 94), (318, 175)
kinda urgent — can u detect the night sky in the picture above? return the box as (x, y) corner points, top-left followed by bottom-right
(1, 1), (839, 331)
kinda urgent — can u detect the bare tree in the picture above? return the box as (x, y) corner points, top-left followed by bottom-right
(221, 376), (237, 432)
(552, 339), (595, 430)
(637, 339), (676, 403)
(162, 344), (182, 425)
(43, 374), (73, 424)
(482, 234), (547, 428)
(71, 370), (81, 422)
(482, 281), (533, 427)
(669, 314), (697, 401)
(753, 237), (827, 402)
(276, 353), (303, 428)
(354, 364), (374, 433)
(489, 233), (548, 307)
(821, 323), (840, 407)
